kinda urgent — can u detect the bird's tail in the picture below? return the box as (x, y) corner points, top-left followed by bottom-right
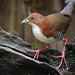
(60, 0), (75, 15)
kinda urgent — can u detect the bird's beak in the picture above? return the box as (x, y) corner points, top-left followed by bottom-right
(21, 18), (30, 24)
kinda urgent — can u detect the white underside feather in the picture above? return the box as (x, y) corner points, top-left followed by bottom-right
(29, 23), (58, 44)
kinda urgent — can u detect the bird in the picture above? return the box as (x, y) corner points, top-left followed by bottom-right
(21, 0), (75, 70)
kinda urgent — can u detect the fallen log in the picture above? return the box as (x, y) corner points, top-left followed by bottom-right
(0, 28), (75, 75)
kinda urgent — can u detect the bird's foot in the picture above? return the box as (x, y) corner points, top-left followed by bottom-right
(51, 38), (68, 70)
(50, 51), (68, 70)
(25, 44), (50, 60)
(25, 47), (41, 59)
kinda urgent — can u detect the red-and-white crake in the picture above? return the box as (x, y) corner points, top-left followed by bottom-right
(21, 0), (75, 70)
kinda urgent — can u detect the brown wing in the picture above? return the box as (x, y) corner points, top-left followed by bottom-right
(40, 13), (71, 38)
(46, 13), (71, 34)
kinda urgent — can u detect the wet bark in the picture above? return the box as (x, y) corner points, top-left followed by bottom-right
(0, 28), (75, 75)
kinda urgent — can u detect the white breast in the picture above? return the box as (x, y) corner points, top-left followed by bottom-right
(30, 23), (58, 44)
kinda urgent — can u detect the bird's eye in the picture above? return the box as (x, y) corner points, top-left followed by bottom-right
(31, 17), (35, 19)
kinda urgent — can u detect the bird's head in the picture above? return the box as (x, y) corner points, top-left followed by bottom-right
(21, 13), (49, 28)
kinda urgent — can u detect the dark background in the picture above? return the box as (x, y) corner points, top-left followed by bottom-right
(0, 0), (75, 51)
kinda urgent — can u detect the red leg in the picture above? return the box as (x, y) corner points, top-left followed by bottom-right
(51, 38), (68, 70)
(24, 44), (50, 59)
